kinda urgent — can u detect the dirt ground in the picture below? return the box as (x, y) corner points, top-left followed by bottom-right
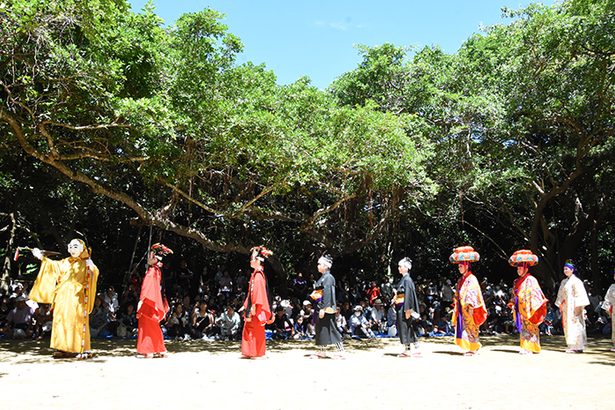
(0, 335), (612, 409)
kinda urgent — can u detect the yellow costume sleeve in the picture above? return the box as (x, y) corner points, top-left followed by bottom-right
(87, 264), (99, 314)
(29, 257), (61, 304)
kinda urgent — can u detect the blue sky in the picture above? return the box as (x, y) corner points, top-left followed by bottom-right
(128, 1), (556, 89)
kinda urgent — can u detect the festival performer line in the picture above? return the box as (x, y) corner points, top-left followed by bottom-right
(602, 269), (615, 352)
(137, 243), (172, 358)
(555, 261), (590, 353)
(393, 257), (421, 357)
(310, 255), (344, 359)
(29, 239), (99, 359)
(450, 246), (487, 356)
(241, 246), (273, 359)
(508, 250), (548, 354)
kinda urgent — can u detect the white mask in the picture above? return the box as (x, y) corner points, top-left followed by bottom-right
(354, 311), (361, 317)
(67, 239), (84, 258)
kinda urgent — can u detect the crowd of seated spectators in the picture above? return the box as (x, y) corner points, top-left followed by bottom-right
(1, 264), (612, 344)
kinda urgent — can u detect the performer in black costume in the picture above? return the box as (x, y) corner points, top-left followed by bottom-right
(394, 257), (421, 357)
(310, 255), (344, 359)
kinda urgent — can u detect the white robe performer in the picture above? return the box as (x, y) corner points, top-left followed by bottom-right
(555, 262), (590, 353)
(602, 273), (615, 351)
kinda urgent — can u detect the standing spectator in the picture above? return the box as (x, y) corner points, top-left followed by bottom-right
(555, 261), (590, 353)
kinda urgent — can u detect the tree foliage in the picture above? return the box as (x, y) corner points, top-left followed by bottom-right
(1, 0), (613, 291)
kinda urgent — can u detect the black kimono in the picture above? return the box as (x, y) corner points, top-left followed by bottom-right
(395, 273), (419, 346)
(314, 271), (343, 346)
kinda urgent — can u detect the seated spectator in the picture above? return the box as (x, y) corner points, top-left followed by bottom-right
(335, 306), (349, 337)
(90, 295), (112, 338)
(32, 303), (53, 339)
(102, 286), (120, 314)
(368, 299), (386, 334)
(166, 303), (190, 340)
(117, 303), (138, 339)
(191, 301), (216, 339)
(292, 315), (310, 340)
(216, 306), (241, 340)
(386, 305), (397, 337)
(349, 305), (375, 339)
(0, 296), (10, 331)
(270, 306), (294, 340)
(301, 300), (316, 338)
(3, 296), (34, 338)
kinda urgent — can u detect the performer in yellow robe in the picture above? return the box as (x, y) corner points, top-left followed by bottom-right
(29, 239), (99, 358)
(450, 246), (487, 356)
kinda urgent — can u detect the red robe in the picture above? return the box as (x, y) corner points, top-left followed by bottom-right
(241, 267), (271, 358)
(137, 264), (169, 355)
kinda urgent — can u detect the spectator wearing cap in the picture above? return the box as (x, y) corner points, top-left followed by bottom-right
(349, 305), (375, 339)
(4, 296), (35, 338)
(300, 300), (316, 338)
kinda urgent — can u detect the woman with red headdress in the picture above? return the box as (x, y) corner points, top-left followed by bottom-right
(508, 250), (548, 354)
(241, 246), (273, 359)
(137, 243), (172, 358)
(450, 246), (487, 356)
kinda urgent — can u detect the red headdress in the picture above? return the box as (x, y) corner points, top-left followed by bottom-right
(508, 250), (538, 267)
(151, 243), (173, 259)
(449, 246), (480, 264)
(250, 245), (273, 261)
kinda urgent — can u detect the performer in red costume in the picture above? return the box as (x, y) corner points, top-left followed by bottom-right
(241, 246), (273, 359)
(137, 243), (172, 358)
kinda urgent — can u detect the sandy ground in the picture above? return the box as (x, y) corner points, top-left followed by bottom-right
(0, 335), (612, 410)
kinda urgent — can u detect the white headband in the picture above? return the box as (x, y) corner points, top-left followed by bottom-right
(318, 256), (333, 269)
(398, 257), (412, 270)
